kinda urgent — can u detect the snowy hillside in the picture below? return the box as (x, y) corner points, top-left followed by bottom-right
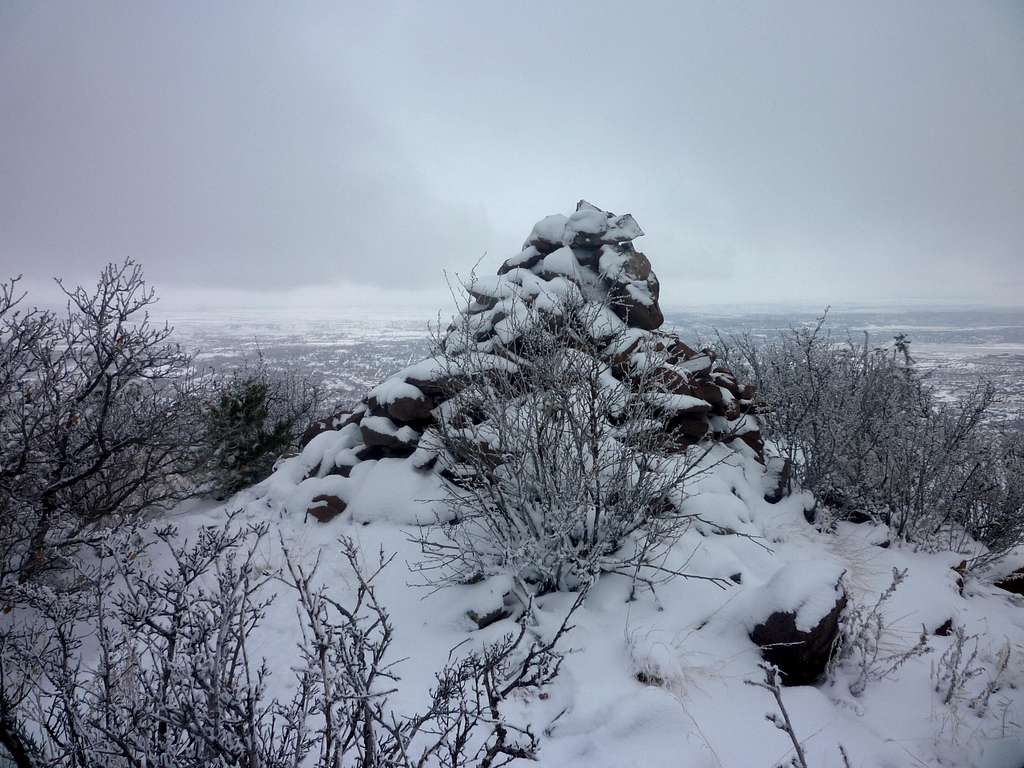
(176, 203), (1024, 767)
(4, 203), (1023, 768)
(163, 434), (1024, 767)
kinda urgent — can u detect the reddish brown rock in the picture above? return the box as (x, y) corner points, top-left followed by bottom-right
(291, 202), (765, 498)
(671, 415), (710, 439)
(722, 398), (741, 420)
(601, 212), (644, 244)
(694, 382), (725, 408)
(750, 586), (847, 686)
(713, 371), (742, 398)
(498, 247), (545, 274)
(764, 457), (795, 504)
(525, 215), (568, 254)
(307, 494), (346, 523)
(620, 250), (652, 281)
(365, 397), (389, 418)
(643, 366), (693, 395)
(994, 568), (1024, 595)
(385, 391), (434, 423)
(355, 444), (387, 462)
(735, 430), (765, 461)
(667, 338), (699, 361)
(467, 291), (499, 309)
(608, 285), (664, 331)
(325, 462), (353, 478)
(676, 354), (713, 377)
(405, 373), (464, 400)
(360, 417), (419, 450)
(299, 420), (335, 449)
(607, 335), (644, 370)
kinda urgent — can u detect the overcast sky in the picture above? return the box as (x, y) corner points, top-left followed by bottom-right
(1, 1), (1022, 309)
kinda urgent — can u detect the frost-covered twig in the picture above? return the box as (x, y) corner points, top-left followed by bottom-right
(933, 626), (983, 707)
(834, 567), (930, 697)
(968, 641), (1011, 716)
(745, 662), (808, 768)
(929, 626), (1017, 747)
(1, 517), (584, 767)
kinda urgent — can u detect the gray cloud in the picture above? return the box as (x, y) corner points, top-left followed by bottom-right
(1, 0), (1022, 306)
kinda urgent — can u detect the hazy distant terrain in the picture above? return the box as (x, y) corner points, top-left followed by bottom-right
(668, 306), (1024, 426)
(160, 305), (1024, 425)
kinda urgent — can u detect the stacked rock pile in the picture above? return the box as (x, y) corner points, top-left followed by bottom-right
(299, 202), (763, 520)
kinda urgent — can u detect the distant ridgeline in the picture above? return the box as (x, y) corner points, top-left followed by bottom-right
(297, 201), (763, 519)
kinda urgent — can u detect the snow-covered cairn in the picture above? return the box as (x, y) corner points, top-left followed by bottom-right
(294, 201), (763, 522)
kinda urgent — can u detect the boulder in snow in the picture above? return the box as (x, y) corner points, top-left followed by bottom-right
(670, 415), (709, 440)
(524, 214), (568, 253)
(360, 416), (420, 451)
(498, 246), (545, 275)
(375, 385), (435, 423)
(307, 493), (346, 523)
(993, 568), (1024, 595)
(283, 201), (762, 492)
(608, 282), (664, 331)
(748, 562), (847, 686)
(563, 201), (610, 248)
(763, 457), (795, 504)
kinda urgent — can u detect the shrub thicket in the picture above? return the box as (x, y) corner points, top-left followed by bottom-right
(720, 316), (1023, 559)
(0, 263), (206, 584)
(0, 262), (323, 585)
(418, 290), (727, 604)
(0, 517), (580, 767)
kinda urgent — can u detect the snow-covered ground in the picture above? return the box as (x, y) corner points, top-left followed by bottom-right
(124, 301), (1024, 766)
(151, 439), (1024, 768)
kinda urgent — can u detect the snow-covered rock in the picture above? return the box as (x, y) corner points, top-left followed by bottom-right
(286, 201), (765, 495)
(748, 561), (847, 685)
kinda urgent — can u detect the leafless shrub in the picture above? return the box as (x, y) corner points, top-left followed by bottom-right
(416, 286), (730, 605)
(0, 262), (209, 585)
(933, 626), (985, 708)
(959, 430), (1024, 568)
(0, 513), (279, 767)
(967, 642), (1012, 718)
(0, 516), (582, 767)
(930, 626), (1016, 745)
(718, 315), (1022, 557)
(745, 662), (808, 768)
(0, 261), (328, 587)
(832, 567), (930, 697)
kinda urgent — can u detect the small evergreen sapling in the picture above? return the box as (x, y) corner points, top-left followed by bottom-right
(205, 361), (323, 496)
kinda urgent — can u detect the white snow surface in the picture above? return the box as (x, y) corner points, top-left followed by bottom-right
(368, 377), (425, 405)
(598, 246), (630, 280)
(541, 246), (582, 278)
(134, 442), (1024, 768)
(747, 560), (846, 632)
(527, 214), (569, 246)
(563, 207), (608, 239)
